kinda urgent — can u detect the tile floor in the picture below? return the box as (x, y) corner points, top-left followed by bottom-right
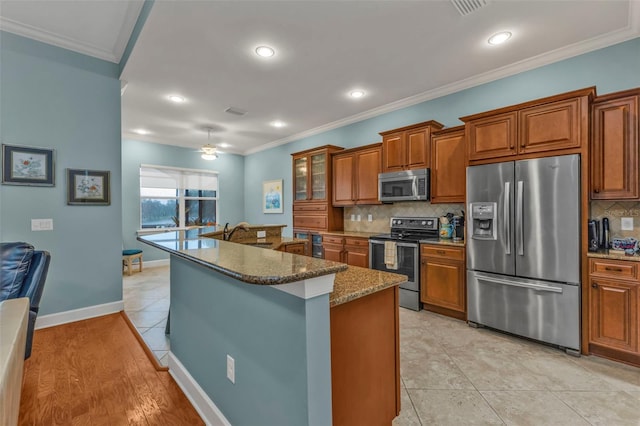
(124, 266), (640, 425)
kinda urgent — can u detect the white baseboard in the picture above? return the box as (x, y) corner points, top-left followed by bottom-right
(168, 352), (231, 426)
(143, 259), (170, 268)
(35, 300), (124, 330)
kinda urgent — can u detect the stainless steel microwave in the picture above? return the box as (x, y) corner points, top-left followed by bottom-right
(378, 169), (430, 202)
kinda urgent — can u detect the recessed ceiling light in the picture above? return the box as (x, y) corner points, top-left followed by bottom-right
(271, 120), (286, 128)
(218, 142), (231, 148)
(255, 45), (275, 58)
(168, 94), (186, 103)
(350, 90), (365, 99)
(488, 31), (512, 46)
(132, 128), (150, 135)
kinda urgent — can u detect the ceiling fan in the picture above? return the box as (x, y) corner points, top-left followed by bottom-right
(198, 127), (219, 160)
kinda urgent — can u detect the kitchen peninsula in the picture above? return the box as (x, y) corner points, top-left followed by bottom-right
(138, 226), (407, 426)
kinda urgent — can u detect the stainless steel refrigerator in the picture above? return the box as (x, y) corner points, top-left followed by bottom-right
(466, 154), (581, 354)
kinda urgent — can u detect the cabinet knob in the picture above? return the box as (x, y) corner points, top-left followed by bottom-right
(594, 188), (600, 194)
(591, 283), (598, 288)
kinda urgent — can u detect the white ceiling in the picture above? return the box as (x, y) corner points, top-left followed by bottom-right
(1, 1), (639, 156)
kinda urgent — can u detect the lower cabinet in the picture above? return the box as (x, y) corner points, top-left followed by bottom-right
(322, 233), (369, 267)
(420, 244), (466, 320)
(331, 286), (400, 425)
(588, 258), (639, 366)
(276, 242), (306, 255)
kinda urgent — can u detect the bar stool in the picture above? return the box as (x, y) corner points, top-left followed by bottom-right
(122, 249), (143, 275)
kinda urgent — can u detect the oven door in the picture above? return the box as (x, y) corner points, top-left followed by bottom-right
(369, 240), (418, 290)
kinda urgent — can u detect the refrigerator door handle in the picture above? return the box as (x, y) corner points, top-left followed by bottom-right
(504, 181), (511, 255)
(516, 180), (524, 256)
(476, 274), (563, 293)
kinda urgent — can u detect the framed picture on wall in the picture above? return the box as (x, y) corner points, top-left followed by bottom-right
(2, 144), (55, 186)
(263, 179), (283, 214)
(66, 168), (111, 205)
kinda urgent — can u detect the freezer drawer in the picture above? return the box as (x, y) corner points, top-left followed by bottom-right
(467, 270), (580, 351)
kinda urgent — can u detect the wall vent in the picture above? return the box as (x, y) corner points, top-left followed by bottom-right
(225, 107), (247, 116)
(450, 0), (489, 16)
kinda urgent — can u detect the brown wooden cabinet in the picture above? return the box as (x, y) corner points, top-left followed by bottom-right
(379, 121), (444, 172)
(591, 88), (640, 199)
(292, 146), (345, 256)
(430, 126), (466, 204)
(322, 233), (369, 267)
(462, 87), (594, 164)
(332, 143), (382, 206)
(420, 244), (466, 320)
(331, 285), (400, 425)
(588, 257), (640, 367)
(276, 242), (305, 255)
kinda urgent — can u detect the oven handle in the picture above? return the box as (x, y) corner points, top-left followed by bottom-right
(369, 240), (418, 248)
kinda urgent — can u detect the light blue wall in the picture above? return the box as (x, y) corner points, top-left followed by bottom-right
(170, 256), (332, 425)
(122, 139), (245, 261)
(0, 32), (122, 315)
(244, 37), (640, 231)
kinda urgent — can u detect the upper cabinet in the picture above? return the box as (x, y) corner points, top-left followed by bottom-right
(462, 87), (595, 164)
(333, 143), (382, 206)
(292, 145), (343, 202)
(379, 121), (443, 172)
(430, 126), (466, 204)
(591, 88), (640, 200)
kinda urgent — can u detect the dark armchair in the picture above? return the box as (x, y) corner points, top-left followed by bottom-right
(1, 242), (51, 359)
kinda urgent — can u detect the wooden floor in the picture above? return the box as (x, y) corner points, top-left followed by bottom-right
(18, 313), (204, 426)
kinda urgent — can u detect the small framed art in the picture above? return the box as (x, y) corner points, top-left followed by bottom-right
(263, 179), (283, 214)
(66, 168), (111, 205)
(2, 144), (55, 186)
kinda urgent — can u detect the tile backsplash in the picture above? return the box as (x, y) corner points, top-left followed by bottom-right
(590, 201), (640, 240)
(344, 202), (465, 233)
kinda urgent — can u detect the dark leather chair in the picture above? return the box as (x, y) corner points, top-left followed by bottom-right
(1, 242), (51, 359)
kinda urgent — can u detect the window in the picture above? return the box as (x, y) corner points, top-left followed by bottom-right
(140, 165), (218, 229)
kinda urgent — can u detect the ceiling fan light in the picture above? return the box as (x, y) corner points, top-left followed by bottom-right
(201, 153), (218, 161)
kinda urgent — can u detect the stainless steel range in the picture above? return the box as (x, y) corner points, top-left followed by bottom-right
(369, 217), (439, 310)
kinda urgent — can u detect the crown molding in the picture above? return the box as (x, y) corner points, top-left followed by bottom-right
(0, 17), (117, 62)
(0, 2), (144, 64)
(244, 4), (640, 156)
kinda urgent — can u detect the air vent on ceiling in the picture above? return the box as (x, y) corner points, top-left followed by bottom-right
(450, 0), (489, 16)
(225, 107), (247, 116)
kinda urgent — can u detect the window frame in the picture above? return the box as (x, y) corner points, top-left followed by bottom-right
(139, 164), (219, 230)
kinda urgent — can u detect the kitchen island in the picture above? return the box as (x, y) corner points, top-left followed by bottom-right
(139, 227), (406, 426)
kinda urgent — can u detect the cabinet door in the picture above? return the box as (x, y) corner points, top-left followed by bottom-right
(323, 244), (344, 262)
(293, 156), (309, 201)
(406, 127), (430, 170)
(355, 147), (381, 204)
(310, 153), (328, 200)
(382, 133), (405, 172)
(518, 98), (582, 154)
(590, 278), (638, 353)
(333, 154), (355, 206)
(591, 95), (639, 199)
(420, 257), (465, 313)
(466, 112), (517, 161)
(285, 243), (306, 255)
(431, 129), (466, 203)
(345, 237), (370, 268)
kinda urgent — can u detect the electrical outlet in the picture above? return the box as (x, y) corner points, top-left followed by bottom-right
(367, 214), (373, 222)
(621, 217), (634, 231)
(350, 214), (356, 221)
(227, 354), (235, 384)
(257, 230), (266, 238)
(356, 215), (361, 222)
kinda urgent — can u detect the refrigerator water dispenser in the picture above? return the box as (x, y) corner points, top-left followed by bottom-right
(469, 202), (497, 240)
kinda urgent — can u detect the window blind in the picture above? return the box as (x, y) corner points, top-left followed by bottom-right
(140, 166), (218, 191)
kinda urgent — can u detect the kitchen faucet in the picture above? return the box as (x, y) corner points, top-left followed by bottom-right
(223, 222), (250, 241)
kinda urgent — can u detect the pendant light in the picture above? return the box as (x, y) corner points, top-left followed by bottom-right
(201, 128), (218, 160)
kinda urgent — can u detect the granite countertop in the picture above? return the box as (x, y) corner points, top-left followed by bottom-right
(420, 239), (466, 247)
(331, 266), (407, 307)
(139, 229), (347, 285)
(587, 250), (640, 262)
(320, 230), (380, 239)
